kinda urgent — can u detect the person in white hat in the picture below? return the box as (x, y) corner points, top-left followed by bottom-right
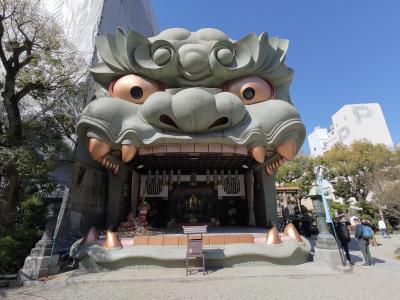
(378, 219), (390, 238)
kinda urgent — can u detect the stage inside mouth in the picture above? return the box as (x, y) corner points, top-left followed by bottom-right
(117, 226), (268, 237)
(115, 226), (268, 247)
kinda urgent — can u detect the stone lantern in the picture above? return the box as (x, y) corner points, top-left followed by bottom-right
(309, 183), (343, 268)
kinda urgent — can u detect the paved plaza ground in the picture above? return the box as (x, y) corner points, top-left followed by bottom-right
(2, 234), (400, 300)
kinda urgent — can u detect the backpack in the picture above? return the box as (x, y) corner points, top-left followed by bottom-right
(362, 225), (374, 239)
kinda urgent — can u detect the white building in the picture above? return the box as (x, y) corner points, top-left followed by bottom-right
(308, 103), (394, 156)
(331, 103), (393, 146)
(308, 126), (328, 157)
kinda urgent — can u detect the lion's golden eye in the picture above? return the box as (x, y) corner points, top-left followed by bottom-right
(223, 76), (274, 104)
(109, 74), (164, 104)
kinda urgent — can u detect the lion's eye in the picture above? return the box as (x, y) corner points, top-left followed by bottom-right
(109, 74), (163, 104)
(223, 76), (274, 104)
(130, 86), (143, 99)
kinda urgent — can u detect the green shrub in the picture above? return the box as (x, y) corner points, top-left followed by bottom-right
(0, 236), (22, 274)
(359, 214), (374, 223)
(0, 196), (46, 274)
(19, 196), (46, 229)
(329, 201), (349, 219)
(357, 201), (379, 219)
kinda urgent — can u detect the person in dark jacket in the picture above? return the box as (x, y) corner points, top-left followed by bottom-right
(301, 213), (313, 238)
(334, 217), (353, 265)
(353, 217), (373, 266)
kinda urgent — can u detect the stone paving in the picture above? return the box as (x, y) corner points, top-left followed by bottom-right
(1, 234), (399, 300)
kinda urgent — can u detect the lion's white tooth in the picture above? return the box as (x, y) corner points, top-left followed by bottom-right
(88, 138), (111, 160)
(113, 164), (120, 176)
(251, 146), (266, 163)
(265, 165), (273, 176)
(276, 139), (297, 161)
(121, 144), (138, 163)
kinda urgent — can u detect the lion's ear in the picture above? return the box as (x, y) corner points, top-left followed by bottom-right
(237, 33), (260, 61)
(95, 29), (149, 71)
(92, 29), (150, 90)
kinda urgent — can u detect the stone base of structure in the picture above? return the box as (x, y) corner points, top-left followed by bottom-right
(314, 247), (343, 269)
(18, 255), (59, 281)
(18, 197), (62, 282)
(71, 233), (312, 272)
(18, 239), (59, 282)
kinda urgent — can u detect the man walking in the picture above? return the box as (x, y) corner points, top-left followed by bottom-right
(354, 217), (373, 267)
(335, 217), (353, 266)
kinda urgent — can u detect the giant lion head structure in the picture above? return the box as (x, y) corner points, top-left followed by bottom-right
(70, 28), (309, 269)
(77, 28), (305, 176)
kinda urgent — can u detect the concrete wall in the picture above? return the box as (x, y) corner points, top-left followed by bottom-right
(63, 161), (107, 239)
(252, 167), (277, 227)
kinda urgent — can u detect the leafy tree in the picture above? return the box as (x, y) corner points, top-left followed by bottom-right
(318, 141), (393, 201)
(276, 141), (399, 225)
(0, 0), (87, 273)
(329, 200), (349, 219)
(356, 201), (379, 222)
(0, 0), (86, 226)
(334, 179), (353, 200)
(275, 154), (315, 192)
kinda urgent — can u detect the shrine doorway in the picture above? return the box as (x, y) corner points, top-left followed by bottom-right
(169, 182), (218, 225)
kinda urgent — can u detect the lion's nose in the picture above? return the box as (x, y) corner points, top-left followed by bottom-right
(168, 88), (221, 133)
(141, 88), (246, 133)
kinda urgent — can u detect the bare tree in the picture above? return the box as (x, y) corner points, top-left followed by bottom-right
(365, 166), (400, 221)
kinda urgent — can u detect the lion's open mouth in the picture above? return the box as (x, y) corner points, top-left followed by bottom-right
(88, 139), (297, 176)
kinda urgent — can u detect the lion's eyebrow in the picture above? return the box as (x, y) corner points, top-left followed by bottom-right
(91, 28), (293, 102)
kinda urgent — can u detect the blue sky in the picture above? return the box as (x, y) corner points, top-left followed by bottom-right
(152, 0), (400, 153)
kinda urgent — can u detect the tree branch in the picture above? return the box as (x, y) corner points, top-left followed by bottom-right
(14, 81), (44, 102)
(0, 16), (10, 71)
